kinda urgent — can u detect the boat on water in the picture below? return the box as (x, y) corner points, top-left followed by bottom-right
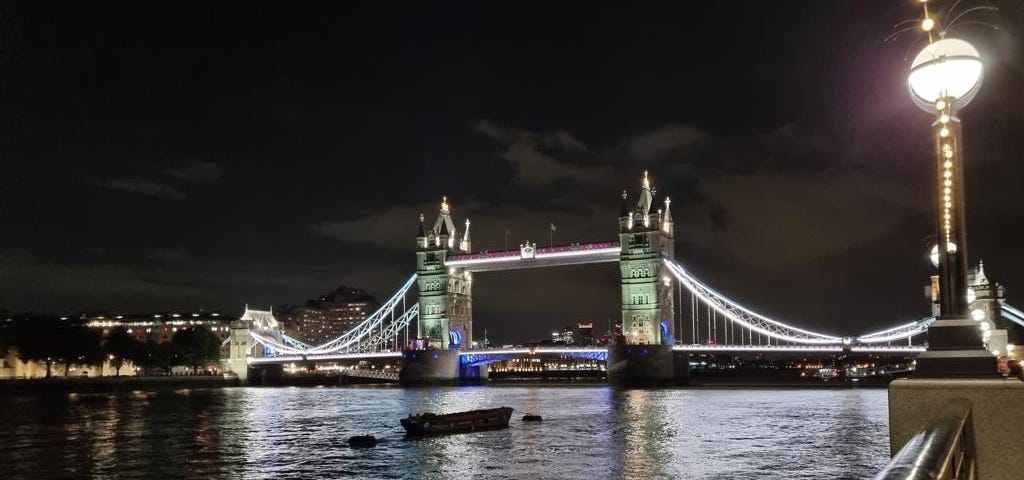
(401, 407), (513, 436)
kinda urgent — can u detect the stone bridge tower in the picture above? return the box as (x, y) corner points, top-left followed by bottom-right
(415, 197), (473, 349)
(609, 172), (683, 385)
(618, 171), (675, 345)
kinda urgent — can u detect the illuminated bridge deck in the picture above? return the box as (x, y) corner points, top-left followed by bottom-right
(445, 242), (621, 272)
(248, 345), (925, 366)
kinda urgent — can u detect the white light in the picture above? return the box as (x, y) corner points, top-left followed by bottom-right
(908, 38), (983, 111)
(971, 309), (985, 321)
(930, 242), (958, 267)
(940, 127), (950, 137)
(979, 322), (990, 331)
(967, 288), (977, 305)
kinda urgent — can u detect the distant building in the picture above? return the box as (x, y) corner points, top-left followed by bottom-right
(924, 260), (1022, 357)
(577, 322), (594, 346)
(277, 286), (376, 345)
(83, 310), (232, 345)
(552, 325), (575, 345)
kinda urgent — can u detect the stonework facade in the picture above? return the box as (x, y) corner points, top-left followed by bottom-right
(415, 198), (473, 349)
(618, 173), (675, 345)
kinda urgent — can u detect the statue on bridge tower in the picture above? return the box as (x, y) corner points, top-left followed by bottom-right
(415, 197), (473, 350)
(618, 171), (675, 346)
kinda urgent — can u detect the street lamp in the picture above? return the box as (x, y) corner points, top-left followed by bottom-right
(908, 36), (994, 376)
(909, 37), (982, 317)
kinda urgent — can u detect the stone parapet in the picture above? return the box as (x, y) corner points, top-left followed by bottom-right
(888, 378), (1024, 480)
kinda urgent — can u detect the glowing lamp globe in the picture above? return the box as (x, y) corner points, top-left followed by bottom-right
(908, 38), (983, 112)
(929, 242), (958, 268)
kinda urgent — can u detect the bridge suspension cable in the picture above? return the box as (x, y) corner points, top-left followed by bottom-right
(664, 259), (844, 345)
(248, 274), (418, 356)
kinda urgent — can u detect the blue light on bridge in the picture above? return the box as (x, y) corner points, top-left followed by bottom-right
(459, 348), (609, 367)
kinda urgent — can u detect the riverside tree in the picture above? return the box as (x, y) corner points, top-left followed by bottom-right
(171, 326), (222, 374)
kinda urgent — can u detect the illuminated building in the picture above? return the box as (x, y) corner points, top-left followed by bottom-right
(83, 310), (232, 344)
(277, 287), (376, 344)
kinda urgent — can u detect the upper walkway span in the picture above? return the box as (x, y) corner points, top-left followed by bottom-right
(445, 241), (621, 272)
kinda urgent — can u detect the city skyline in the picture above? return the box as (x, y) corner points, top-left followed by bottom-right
(3, 2), (1024, 343)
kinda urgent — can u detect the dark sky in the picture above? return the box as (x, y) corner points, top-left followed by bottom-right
(2, 1), (1023, 343)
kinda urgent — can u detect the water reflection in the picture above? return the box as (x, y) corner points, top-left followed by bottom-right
(0, 387), (889, 479)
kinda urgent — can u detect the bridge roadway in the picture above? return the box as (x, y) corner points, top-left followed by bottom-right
(247, 344), (925, 366)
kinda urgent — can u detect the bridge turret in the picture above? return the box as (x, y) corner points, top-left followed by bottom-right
(618, 190), (630, 231)
(662, 196), (674, 238)
(416, 214), (427, 248)
(460, 219), (472, 252)
(415, 196), (473, 351)
(432, 196), (457, 250)
(618, 171), (675, 346)
(637, 170), (653, 216)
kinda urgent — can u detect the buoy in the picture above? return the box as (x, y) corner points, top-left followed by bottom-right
(521, 414), (543, 422)
(348, 435), (378, 448)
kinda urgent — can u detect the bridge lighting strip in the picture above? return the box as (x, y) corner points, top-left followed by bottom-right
(446, 247), (621, 267)
(664, 260), (842, 344)
(534, 246), (622, 260)
(854, 318), (933, 344)
(460, 348), (608, 357)
(673, 345), (843, 352)
(1001, 304), (1024, 328)
(445, 255), (523, 266)
(281, 334), (312, 349)
(248, 351), (403, 364)
(850, 346), (927, 353)
(248, 331), (308, 355)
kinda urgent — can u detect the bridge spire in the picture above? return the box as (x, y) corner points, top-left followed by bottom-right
(460, 218), (472, 252)
(637, 171), (653, 215)
(662, 196), (674, 235)
(432, 196), (457, 249)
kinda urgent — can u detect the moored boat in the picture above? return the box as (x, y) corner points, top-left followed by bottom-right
(401, 407), (513, 436)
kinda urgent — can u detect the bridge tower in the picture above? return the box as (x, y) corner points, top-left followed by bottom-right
(609, 172), (683, 385)
(618, 171), (675, 345)
(414, 197), (473, 350)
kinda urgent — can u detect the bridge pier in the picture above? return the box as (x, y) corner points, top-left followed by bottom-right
(399, 349), (460, 385)
(607, 344), (687, 386)
(225, 322), (251, 384)
(459, 363), (489, 385)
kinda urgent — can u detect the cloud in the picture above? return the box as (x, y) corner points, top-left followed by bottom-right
(475, 120), (613, 188)
(161, 161), (222, 182)
(85, 177), (188, 199)
(310, 201), (442, 251)
(627, 124), (707, 161)
(475, 120), (588, 152)
(678, 169), (918, 269)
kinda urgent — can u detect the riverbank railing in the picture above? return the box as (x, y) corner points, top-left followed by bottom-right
(873, 400), (976, 480)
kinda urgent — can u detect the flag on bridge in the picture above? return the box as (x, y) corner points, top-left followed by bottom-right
(550, 223), (557, 232)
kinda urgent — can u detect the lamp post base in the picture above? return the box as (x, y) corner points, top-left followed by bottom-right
(915, 317), (999, 378)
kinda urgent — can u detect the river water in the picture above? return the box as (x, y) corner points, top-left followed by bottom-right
(0, 386), (890, 479)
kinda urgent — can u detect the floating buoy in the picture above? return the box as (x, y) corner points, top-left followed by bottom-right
(349, 435), (378, 448)
(521, 414), (543, 422)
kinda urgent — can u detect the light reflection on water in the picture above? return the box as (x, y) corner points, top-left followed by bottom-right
(0, 386), (889, 479)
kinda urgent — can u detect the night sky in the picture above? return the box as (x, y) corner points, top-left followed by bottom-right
(2, 2), (1023, 343)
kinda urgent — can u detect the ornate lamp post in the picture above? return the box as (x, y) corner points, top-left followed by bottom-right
(907, 28), (994, 375)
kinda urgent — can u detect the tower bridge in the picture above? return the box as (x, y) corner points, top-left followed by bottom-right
(233, 172), (1019, 385)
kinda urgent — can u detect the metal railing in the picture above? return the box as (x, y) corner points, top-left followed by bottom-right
(874, 400), (976, 480)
